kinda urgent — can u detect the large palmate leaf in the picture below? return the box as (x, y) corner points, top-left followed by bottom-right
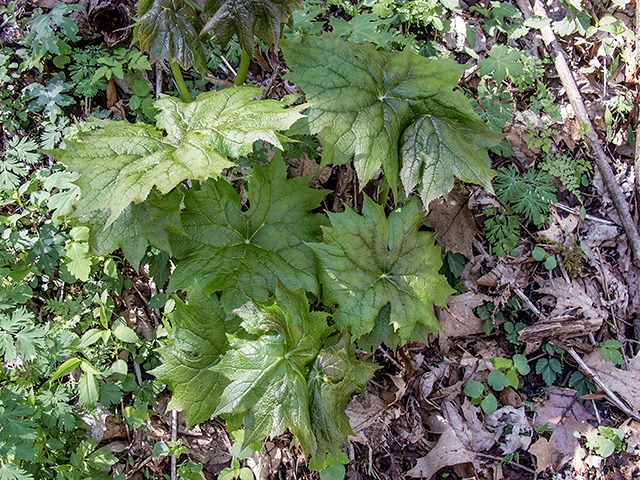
(150, 284), (229, 427)
(282, 33), (494, 193)
(202, 0), (303, 54)
(212, 284), (332, 454)
(400, 116), (496, 209)
(168, 156), (328, 311)
(308, 330), (378, 461)
(46, 86), (306, 226)
(308, 196), (454, 346)
(76, 190), (184, 269)
(135, 0), (208, 74)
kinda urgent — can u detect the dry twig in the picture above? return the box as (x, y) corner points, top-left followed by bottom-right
(565, 347), (640, 422)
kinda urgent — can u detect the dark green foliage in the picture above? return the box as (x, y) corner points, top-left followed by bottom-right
(136, 0), (208, 73)
(494, 166), (557, 226)
(202, 0), (303, 54)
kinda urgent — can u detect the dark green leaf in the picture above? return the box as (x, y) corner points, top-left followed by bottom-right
(136, 0), (208, 74)
(202, 0), (303, 54)
(212, 284), (332, 455)
(487, 369), (510, 391)
(464, 380), (485, 398)
(77, 189), (184, 269)
(308, 196), (453, 346)
(168, 156), (327, 311)
(536, 357), (562, 386)
(400, 115), (497, 207)
(282, 33), (493, 193)
(308, 331), (377, 461)
(151, 284), (229, 427)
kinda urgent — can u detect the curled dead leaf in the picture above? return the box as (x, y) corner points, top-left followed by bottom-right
(436, 292), (493, 337)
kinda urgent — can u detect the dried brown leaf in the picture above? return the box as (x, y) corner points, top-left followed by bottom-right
(535, 278), (600, 317)
(436, 292), (493, 338)
(532, 387), (597, 472)
(529, 437), (552, 473)
(345, 393), (397, 445)
(443, 399), (499, 453)
(406, 415), (475, 479)
(583, 349), (640, 413)
(425, 189), (479, 258)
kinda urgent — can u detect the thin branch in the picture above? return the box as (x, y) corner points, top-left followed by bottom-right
(514, 287), (543, 318)
(260, 66), (282, 100)
(517, 0), (640, 265)
(554, 202), (616, 225)
(565, 347), (640, 422)
(170, 410), (177, 480)
(474, 452), (537, 474)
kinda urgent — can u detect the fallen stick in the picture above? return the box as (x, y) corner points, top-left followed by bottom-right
(564, 346), (640, 422)
(516, 0), (640, 266)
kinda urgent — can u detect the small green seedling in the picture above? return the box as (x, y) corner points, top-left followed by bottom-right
(532, 246), (557, 271)
(599, 339), (624, 366)
(577, 426), (625, 459)
(308, 451), (349, 480)
(464, 354), (529, 414)
(219, 430), (256, 480)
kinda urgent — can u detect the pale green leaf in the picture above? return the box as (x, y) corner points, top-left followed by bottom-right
(478, 44), (525, 84)
(78, 372), (99, 409)
(76, 189), (184, 269)
(308, 196), (454, 346)
(151, 284), (229, 427)
(329, 14), (395, 49)
(282, 33), (488, 191)
(168, 156), (328, 311)
(46, 86), (304, 226)
(49, 357), (82, 383)
(202, 0), (303, 54)
(212, 284), (332, 455)
(155, 86), (304, 159)
(400, 116), (497, 208)
(64, 240), (91, 282)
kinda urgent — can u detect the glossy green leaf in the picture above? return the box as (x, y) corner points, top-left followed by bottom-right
(481, 393), (497, 414)
(46, 86), (305, 227)
(513, 354), (530, 375)
(308, 196), (454, 346)
(282, 33), (492, 192)
(202, 0), (303, 54)
(399, 115), (496, 208)
(308, 330), (378, 461)
(212, 284), (332, 455)
(150, 284), (229, 427)
(168, 156), (328, 311)
(136, 0), (208, 74)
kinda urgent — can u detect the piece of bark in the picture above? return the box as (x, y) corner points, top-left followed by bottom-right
(518, 314), (601, 343)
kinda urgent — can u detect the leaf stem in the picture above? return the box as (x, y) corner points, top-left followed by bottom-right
(169, 59), (191, 103)
(378, 176), (390, 207)
(234, 49), (251, 86)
